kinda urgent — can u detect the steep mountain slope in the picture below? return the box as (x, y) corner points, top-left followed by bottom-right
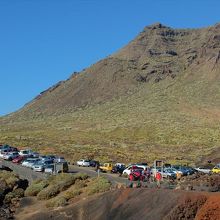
(1, 23), (220, 164)
(7, 22), (220, 118)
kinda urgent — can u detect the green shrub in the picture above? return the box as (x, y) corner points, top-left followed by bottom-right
(45, 196), (67, 208)
(56, 176), (76, 192)
(73, 173), (88, 180)
(0, 179), (8, 193)
(32, 178), (43, 184)
(74, 179), (87, 189)
(86, 177), (111, 195)
(34, 173), (89, 200)
(37, 184), (60, 200)
(25, 180), (49, 196)
(4, 188), (24, 203)
(0, 171), (19, 188)
(63, 184), (82, 200)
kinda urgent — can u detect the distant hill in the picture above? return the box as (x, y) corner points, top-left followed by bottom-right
(1, 23), (220, 164)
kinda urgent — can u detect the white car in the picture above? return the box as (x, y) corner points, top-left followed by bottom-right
(21, 158), (40, 168)
(0, 152), (6, 159)
(166, 167), (183, 176)
(195, 167), (211, 174)
(123, 164), (147, 176)
(162, 168), (177, 179)
(0, 149), (10, 159)
(19, 149), (33, 157)
(76, 159), (90, 167)
(54, 157), (66, 163)
(3, 152), (19, 160)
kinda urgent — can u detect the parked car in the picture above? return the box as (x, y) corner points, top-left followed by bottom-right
(181, 166), (197, 175)
(44, 162), (69, 174)
(21, 158), (40, 168)
(172, 165), (188, 176)
(3, 152), (19, 161)
(136, 162), (148, 166)
(211, 166), (220, 174)
(19, 149), (33, 157)
(123, 165), (146, 176)
(0, 145), (11, 151)
(46, 155), (56, 161)
(32, 160), (53, 172)
(12, 155), (25, 164)
(0, 151), (8, 159)
(162, 168), (177, 179)
(100, 163), (113, 172)
(89, 160), (99, 167)
(164, 167), (183, 176)
(44, 164), (55, 174)
(9, 147), (18, 152)
(112, 164), (126, 174)
(195, 167), (211, 174)
(76, 159), (90, 167)
(31, 152), (40, 158)
(54, 157), (66, 163)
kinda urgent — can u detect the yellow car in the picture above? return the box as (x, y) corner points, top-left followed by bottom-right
(211, 167), (220, 174)
(100, 163), (113, 172)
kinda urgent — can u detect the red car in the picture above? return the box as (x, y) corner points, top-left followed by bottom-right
(12, 155), (25, 164)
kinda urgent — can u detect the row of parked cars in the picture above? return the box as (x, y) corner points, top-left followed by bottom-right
(76, 158), (220, 180)
(0, 144), (68, 174)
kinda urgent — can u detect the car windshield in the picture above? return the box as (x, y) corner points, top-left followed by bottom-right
(45, 165), (54, 169)
(166, 169), (174, 173)
(30, 160), (39, 163)
(169, 168), (177, 171)
(34, 162), (43, 165)
(22, 151), (28, 154)
(44, 161), (53, 164)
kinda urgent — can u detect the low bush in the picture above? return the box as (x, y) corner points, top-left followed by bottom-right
(0, 171), (19, 188)
(74, 179), (87, 189)
(25, 180), (49, 197)
(63, 185), (82, 200)
(34, 173), (89, 200)
(86, 177), (111, 195)
(37, 184), (60, 200)
(74, 173), (88, 180)
(4, 188), (24, 203)
(32, 179), (43, 184)
(45, 196), (67, 208)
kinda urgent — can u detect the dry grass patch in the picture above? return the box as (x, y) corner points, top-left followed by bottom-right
(86, 176), (111, 195)
(25, 179), (49, 196)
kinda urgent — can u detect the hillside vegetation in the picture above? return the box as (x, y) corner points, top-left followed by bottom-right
(1, 23), (220, 164)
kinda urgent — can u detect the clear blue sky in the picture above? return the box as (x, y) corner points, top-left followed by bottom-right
(0, 0), (220, 116)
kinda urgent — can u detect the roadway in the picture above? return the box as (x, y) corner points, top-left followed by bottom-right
(0, 159), (129, 185)
(69, 165), (129, 185)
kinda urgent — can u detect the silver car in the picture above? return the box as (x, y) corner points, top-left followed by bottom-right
(3, 152), (19, 160)
(21, 158), (40, 168)
(32, 160), (53, 172)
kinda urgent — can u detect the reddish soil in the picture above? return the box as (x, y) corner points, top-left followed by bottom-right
(15, 189), (220, 220)
(195, 195), (220, 220)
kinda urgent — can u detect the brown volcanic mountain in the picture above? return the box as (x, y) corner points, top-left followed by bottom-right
(10, 22), (220, 118)
(1, 23), (220, 164)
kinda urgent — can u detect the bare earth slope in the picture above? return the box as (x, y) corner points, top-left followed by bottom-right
(16, 189), (220, 220)
(1, 23), (220, 164)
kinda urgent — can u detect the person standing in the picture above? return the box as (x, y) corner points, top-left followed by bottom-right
(156, 171), (162, 188)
